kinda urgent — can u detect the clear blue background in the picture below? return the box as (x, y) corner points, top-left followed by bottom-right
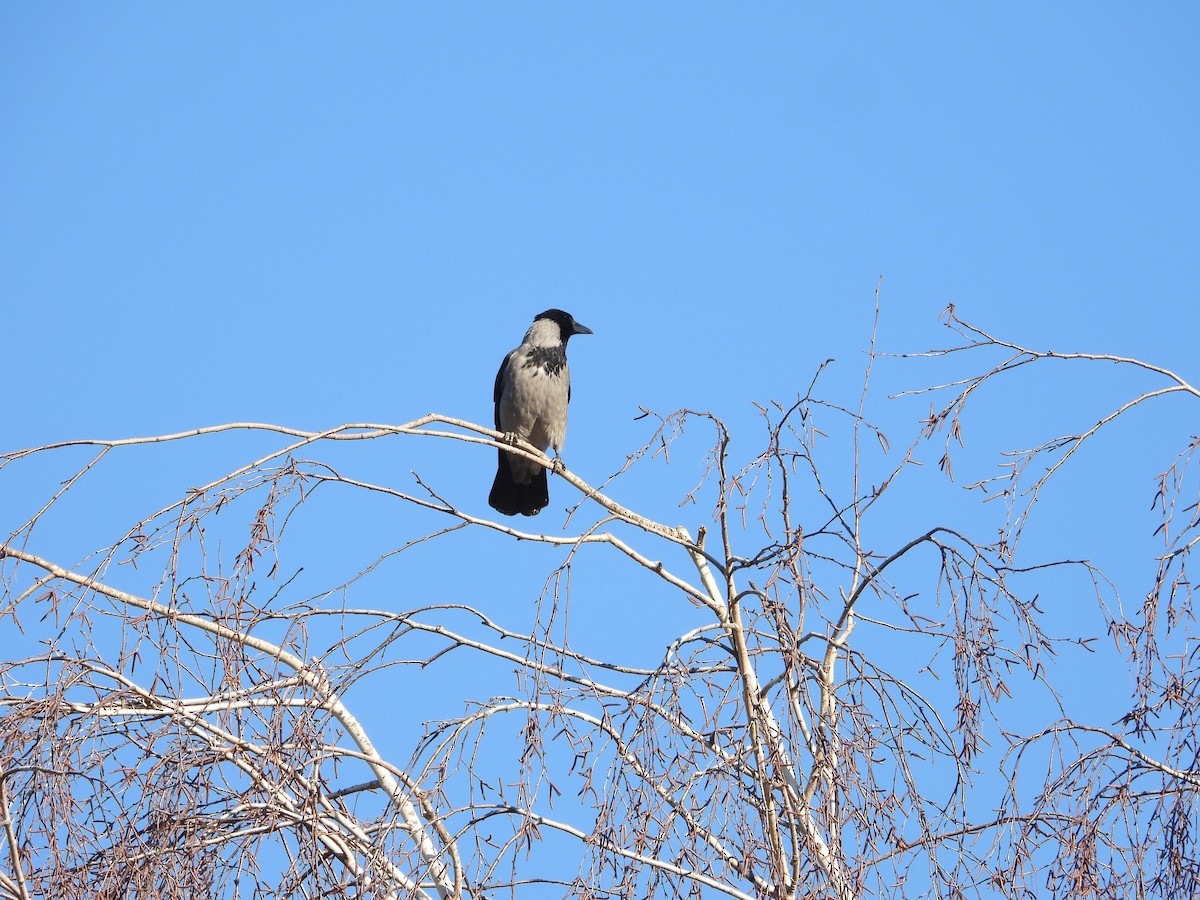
(2, 3), (1197, 892)
(4, 5), (1196, 438)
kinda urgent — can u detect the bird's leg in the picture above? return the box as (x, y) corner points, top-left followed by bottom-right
(550, 450), (566, 474)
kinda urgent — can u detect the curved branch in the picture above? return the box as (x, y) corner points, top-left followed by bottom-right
(0, 544), (457, 900)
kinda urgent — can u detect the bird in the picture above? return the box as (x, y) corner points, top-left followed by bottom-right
(488, 309), (593, 516)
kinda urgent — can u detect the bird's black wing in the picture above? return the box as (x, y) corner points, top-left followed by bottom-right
(493, 354), (511, 430)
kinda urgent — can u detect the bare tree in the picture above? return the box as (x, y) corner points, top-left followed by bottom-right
(1, 303), (1196, 898)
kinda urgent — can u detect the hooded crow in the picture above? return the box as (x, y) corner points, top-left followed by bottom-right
(488, 309), (592, 516)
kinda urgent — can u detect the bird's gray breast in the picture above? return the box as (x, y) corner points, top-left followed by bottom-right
(498, 347), (571, 461)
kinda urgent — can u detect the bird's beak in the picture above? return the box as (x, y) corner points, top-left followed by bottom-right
(573, 322), (593, 336)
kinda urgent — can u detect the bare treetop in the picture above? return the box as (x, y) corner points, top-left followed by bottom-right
(1, 304), (1197, 899)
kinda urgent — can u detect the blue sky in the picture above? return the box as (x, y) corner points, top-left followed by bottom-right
(2, 3), (1198, 894)
(4, 4), (1196, 442)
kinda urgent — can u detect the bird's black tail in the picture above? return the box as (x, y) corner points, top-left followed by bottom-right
(488, 451), (549, 516)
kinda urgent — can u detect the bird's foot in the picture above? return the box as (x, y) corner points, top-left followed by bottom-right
(501, 431), (520, 446)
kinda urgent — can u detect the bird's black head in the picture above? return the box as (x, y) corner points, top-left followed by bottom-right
(535, 308), (593, 343)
